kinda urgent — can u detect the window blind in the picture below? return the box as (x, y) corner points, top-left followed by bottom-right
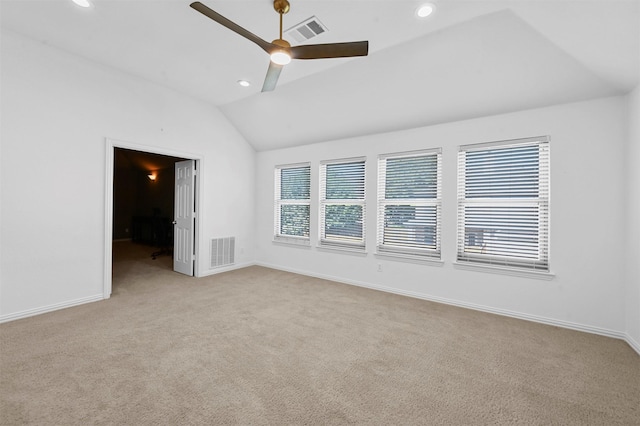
(377, 149), (441, 259)
(319, 158), (366, 249)
(457, 137), (550, 270)
(274, 164), (311, 243)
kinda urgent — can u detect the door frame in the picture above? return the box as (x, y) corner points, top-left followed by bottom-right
(103, 138), (202, 299)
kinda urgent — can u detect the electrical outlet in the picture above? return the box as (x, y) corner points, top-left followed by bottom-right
(377, 264), (383, 272)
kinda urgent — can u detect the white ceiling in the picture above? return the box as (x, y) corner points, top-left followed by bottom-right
(2, 0), (639, 151)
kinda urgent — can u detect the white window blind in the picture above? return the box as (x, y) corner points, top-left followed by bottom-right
(457, 136), (550, 271)
(377, 149), (441, 259)
(274, 163), (311, 244)
(319, 158), (366, 250)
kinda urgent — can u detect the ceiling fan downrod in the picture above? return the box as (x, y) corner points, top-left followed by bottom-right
(273, 0), (290, 41)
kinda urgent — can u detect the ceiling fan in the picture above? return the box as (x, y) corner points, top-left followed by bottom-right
(190, 0), (369, 92)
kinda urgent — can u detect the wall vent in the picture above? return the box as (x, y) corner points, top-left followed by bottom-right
(210, 237), (235, 268)
(285, 16), (328, 43)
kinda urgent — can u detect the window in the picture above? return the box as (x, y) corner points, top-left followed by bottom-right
(274, 163), (311, 244)
(377, 149), (441, 260)
(319, 158), (366, 250)
(457, 136), (550, 271)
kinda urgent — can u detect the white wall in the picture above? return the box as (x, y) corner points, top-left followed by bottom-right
(2, 30), (636, 349)
(627, 85), (640, 351)
(255, 96), (629, 337)
(0, 30), (256, 320)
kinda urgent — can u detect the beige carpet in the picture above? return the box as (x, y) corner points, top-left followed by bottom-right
(1, 241), (638, 425)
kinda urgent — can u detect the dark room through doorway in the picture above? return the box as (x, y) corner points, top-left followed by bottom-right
(112, 148), (190, 289)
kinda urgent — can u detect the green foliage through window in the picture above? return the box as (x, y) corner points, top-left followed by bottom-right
(321, 159), (366, 248)
(378, 150), (441, 258)
(275, 164), (311, 242)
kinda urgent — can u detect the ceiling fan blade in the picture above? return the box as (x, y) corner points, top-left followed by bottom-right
(262, 62), (283, 92)
(190, 2), (273, 54)
(290, 41), (368, 60)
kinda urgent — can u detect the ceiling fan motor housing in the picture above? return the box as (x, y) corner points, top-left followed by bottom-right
(271, 38), (291, 48)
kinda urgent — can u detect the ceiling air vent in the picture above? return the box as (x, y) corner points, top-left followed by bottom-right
(285, 16), (328, 44)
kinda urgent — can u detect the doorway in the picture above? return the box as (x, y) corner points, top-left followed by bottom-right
(104, 139), (201, 299)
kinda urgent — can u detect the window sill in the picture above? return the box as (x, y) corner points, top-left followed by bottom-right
(375, 252), (443, 266)
(453, 261), (555, 280)
(273, 237), (311, 248)
(317, 244), (367, 256)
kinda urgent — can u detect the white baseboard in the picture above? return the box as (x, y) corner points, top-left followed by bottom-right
(0, 262), (257, 322)
(0, 294), (105, 324)
(625, 334), (640, 355)
(256, 262), (639, 356)
(198, 261), (256, 277)
(4, 263), (638, 357)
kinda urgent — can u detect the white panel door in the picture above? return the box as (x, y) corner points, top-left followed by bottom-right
(174, 160), (195, 276)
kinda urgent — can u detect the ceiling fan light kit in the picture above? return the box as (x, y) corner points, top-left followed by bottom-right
(190, 0), (369, 92)
(270, 51), (291, 66)
(270, 38), (292, 65)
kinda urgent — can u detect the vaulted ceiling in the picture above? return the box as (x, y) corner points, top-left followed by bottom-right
(2, 0), (638, 151)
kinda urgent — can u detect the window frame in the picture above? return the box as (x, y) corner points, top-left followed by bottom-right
(456, 136), (550, 274)
(274, 162), (311, 245)
(319, 157), (367, 251)
(377, 148), (442, 261)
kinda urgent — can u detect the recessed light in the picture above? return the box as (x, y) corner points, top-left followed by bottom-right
(416, 3), (435, 18)
(72, 0), (92, 8)
(237, 80), (251, 87)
